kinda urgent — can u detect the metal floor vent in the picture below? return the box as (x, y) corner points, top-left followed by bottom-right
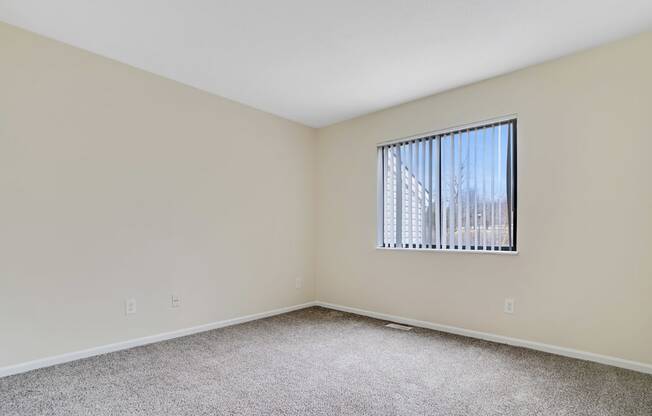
(385, 323), (413, 331)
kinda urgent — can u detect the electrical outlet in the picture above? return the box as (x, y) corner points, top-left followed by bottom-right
(504, 298), (515, 314)
(125, 298), (137, 315)
(295, 277), (302, 289)
(171, 294), (181, 308)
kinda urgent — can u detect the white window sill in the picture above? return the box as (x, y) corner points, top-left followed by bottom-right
(375, 247), (519, 255)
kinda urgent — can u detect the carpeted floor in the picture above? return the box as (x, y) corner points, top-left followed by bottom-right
(1, 307), (651, 415)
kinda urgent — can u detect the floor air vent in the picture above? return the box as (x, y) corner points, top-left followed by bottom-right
(385, 323), (413, 331)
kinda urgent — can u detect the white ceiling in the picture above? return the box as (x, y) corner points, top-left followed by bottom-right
(2, 1), (651, 127)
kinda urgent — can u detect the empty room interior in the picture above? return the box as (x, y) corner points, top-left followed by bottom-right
(1, 1), (652, 415)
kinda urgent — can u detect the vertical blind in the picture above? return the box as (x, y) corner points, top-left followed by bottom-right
(377, 119), (517, 251)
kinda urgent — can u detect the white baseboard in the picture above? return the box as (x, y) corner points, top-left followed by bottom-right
(4, 300), (650, 378)
(0, 301), (317, 378)
(315, 301), (652, 375)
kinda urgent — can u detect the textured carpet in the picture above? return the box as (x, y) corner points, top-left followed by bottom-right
(1, 307), (651, 415)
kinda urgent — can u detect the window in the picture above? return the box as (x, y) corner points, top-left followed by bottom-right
(377, 118), (517, 252)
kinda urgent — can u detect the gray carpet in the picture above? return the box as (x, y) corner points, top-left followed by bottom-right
(1, 307), (651, 415)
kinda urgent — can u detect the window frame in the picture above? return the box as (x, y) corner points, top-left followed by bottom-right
(376, 116), (518, 254)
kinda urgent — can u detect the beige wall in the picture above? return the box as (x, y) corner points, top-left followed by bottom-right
(316, 32), (652, 365)
(0, 22), (316, 367)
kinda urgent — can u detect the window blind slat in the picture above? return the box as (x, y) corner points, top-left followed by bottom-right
(384, 146), (392, 247)
(481, 128), (487, 250)
(412, 140), (418, 246)
(487, 126), (496, 250)
(431, 138), (436, 248)
(458, 132), (462, 248)
(507, 123), (514, 249)
(441, 137), (447, 248)
(394, 144), (403, 247)
(433, 137), (438, 249)
(496, 126), (506, 247)
(464, 130), (470, 249)
(421, 139), (427, 248)
(387, 146), (392, 246)
(416, 142), (419, 246)
(389, 144), (393, 247)
(471, 129), (478, 250)
(425, 138), (430, 248)
(405, 142), (409, 247)
(449, 134), (455, 249)
(378, 147), (384, 247)
(395, 145), (400, 247)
